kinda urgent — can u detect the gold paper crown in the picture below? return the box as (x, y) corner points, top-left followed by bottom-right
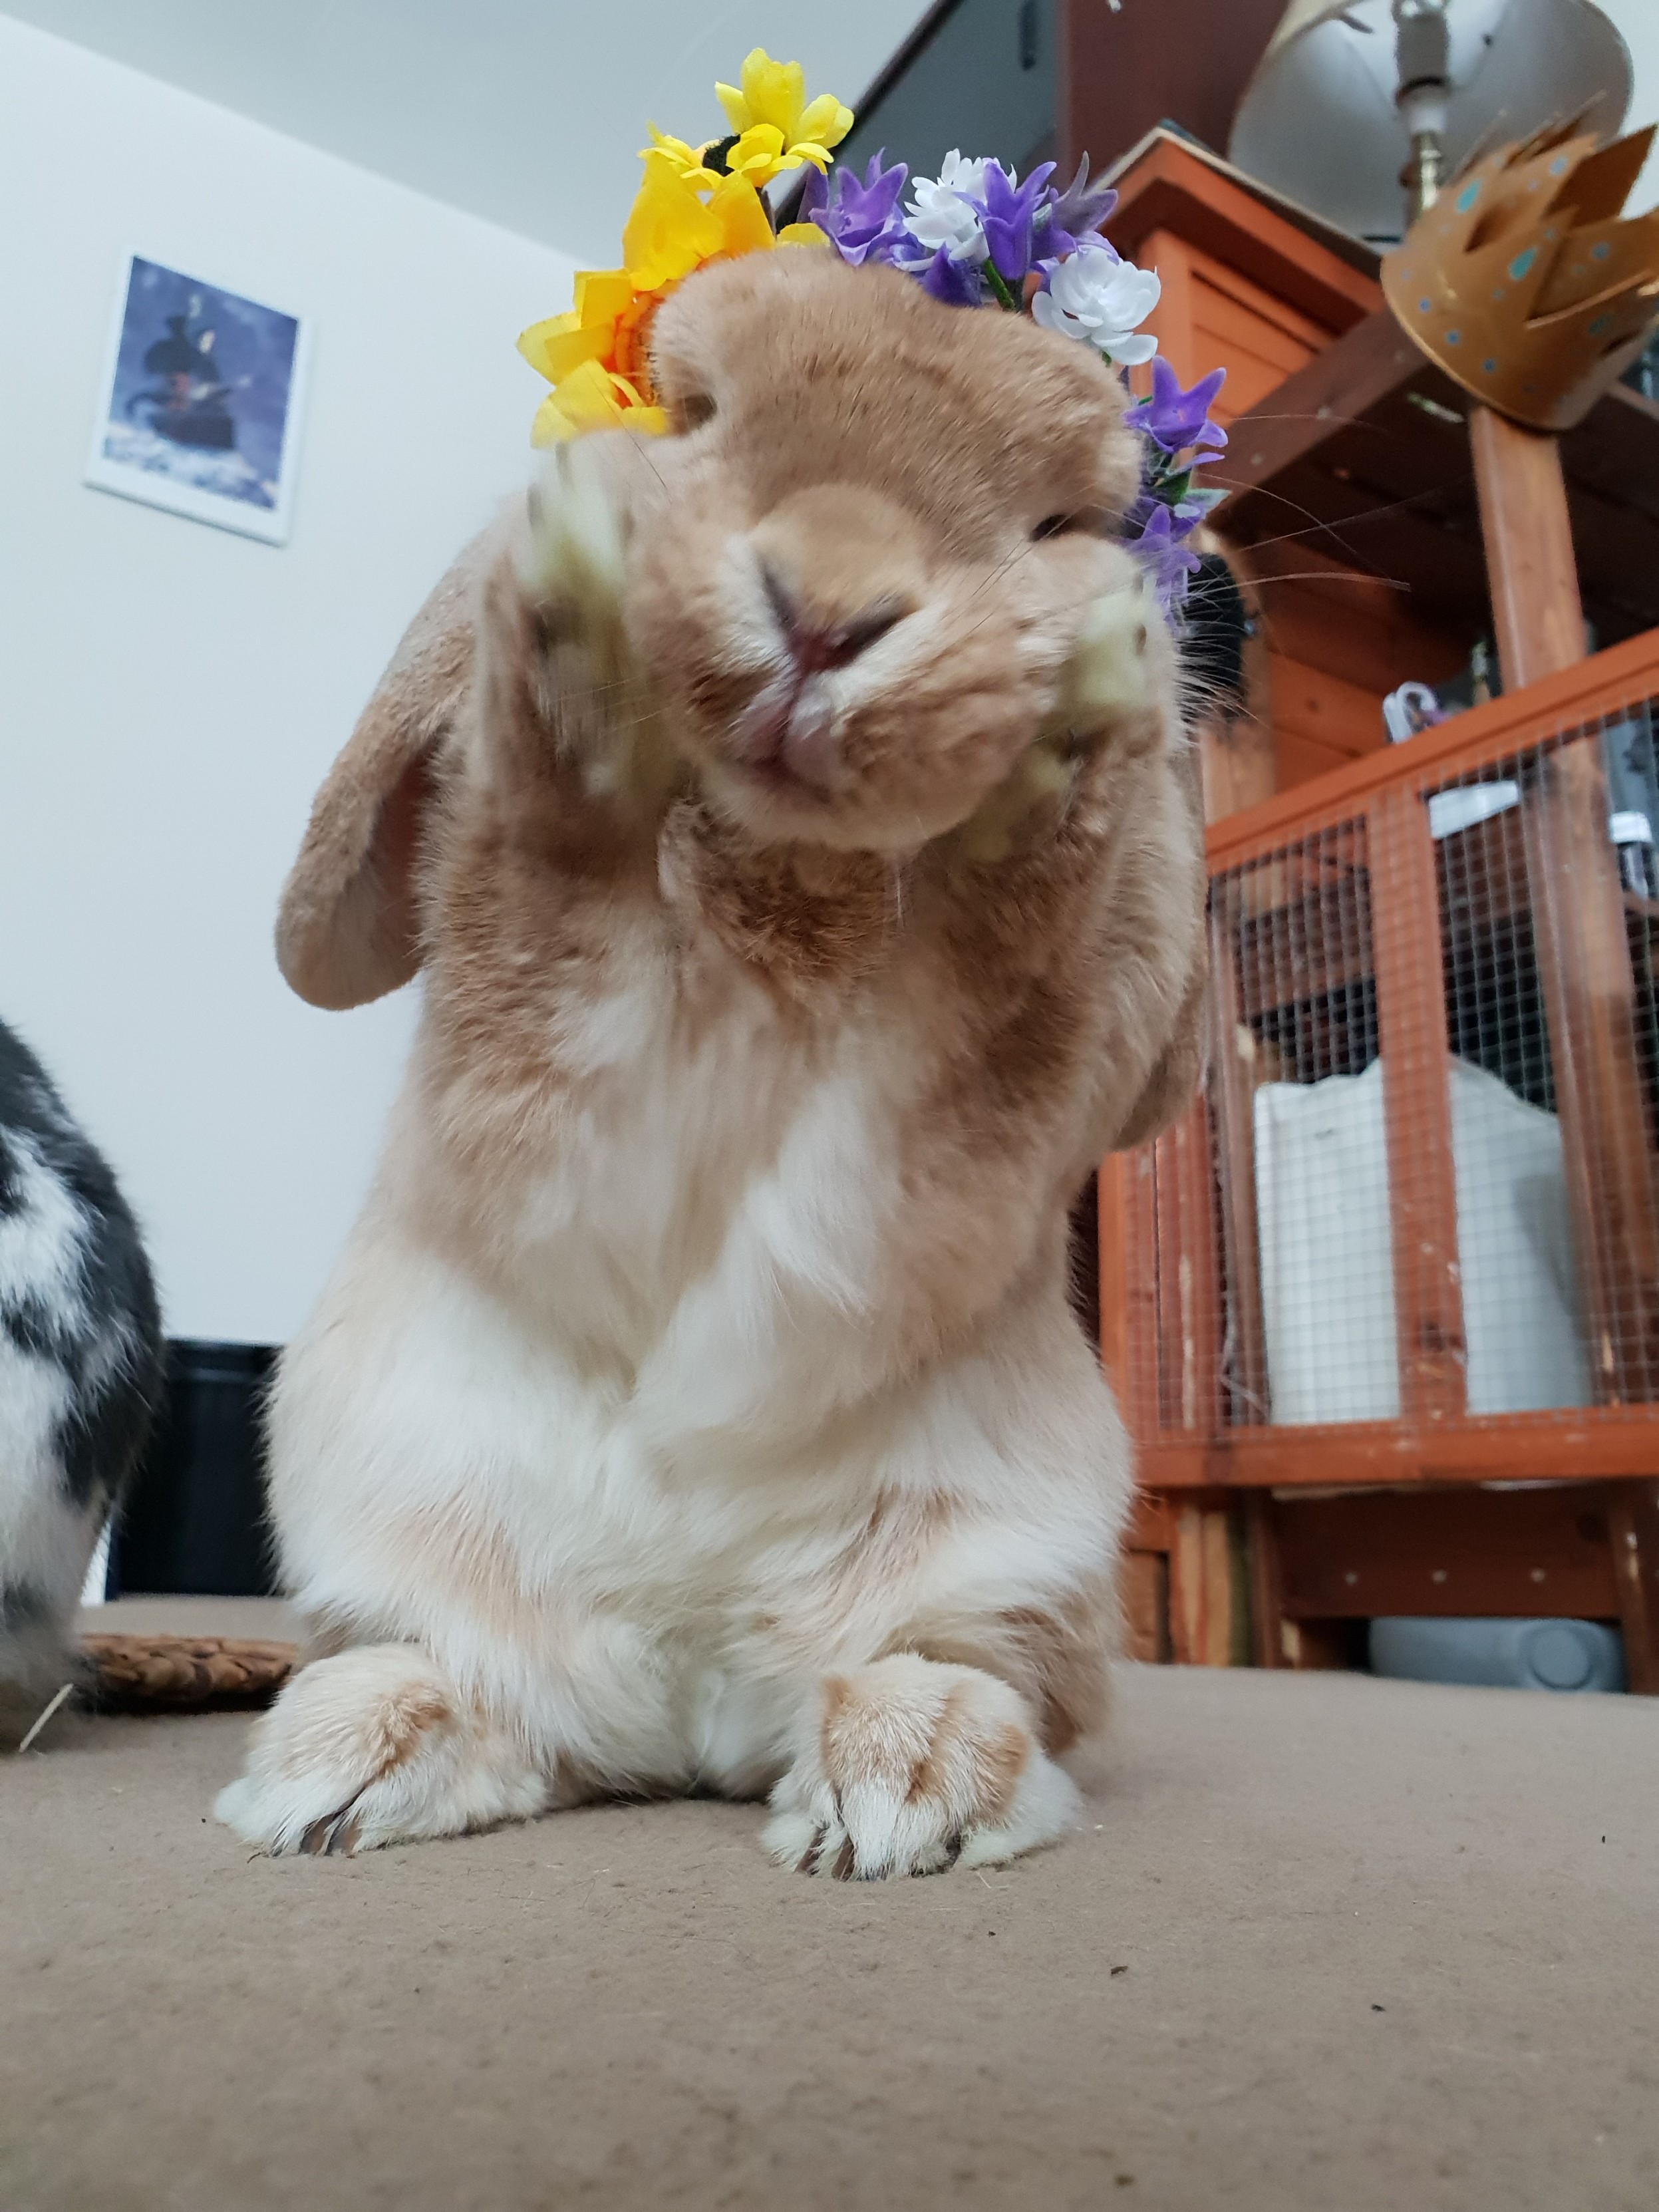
(1382, 120), (1659, 432)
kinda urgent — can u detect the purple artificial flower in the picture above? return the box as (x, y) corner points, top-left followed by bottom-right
(807, 152), (911, 266)
(794, 165), (829, 221)
(913, 241), (986, 308)
(1127, 355), (1228, 456)
(1125, 482), (1215, 538)
(1130, 501), (1203, 613)
(975, 158), (1056, 285)
(1171, 486), (1227, 529)
(1040, 158), (1120, 258)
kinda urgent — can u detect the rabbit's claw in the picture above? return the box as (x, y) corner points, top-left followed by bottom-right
(763, 1655), (1082, 1881)
(215, 1644), (550, 1858)
(296, 1804), (365, 1859)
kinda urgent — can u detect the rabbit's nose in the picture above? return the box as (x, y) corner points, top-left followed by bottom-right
(761, 562), (909, 675)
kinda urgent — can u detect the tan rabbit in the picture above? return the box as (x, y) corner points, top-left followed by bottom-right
(216, 248), (1207, 1875)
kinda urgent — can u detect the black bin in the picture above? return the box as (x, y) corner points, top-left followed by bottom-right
(110, 1340), (281, 1597)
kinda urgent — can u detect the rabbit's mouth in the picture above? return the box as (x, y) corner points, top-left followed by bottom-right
(720, 574), (913, 806)
(727, 671), (838, 801)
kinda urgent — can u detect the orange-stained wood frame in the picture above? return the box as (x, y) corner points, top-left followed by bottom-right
(1107, 625), (1659, 1495)
(1101, 134), (1382, 340)
(1205, 628), (1659, 867)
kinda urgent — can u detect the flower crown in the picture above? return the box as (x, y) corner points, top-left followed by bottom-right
(516, 49), (1227, 613)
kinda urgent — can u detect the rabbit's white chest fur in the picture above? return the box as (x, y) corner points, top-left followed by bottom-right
(270, 901), (1121, 1797)
(496, 914), (894, 1412)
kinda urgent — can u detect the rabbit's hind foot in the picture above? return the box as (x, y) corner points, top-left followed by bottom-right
(763, 1654), (1082, 1881)
(215, 1641), (549, 1857)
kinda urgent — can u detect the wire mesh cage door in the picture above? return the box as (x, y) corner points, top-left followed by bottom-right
(1431, 714), (1659, 1412)
(1123, 690), (1659, 1461)
(1204, 818), (1410, 1436)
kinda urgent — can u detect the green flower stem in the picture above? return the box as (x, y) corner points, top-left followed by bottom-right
(982, 260), (1021, 312)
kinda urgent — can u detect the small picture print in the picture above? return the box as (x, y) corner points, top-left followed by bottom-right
(84, 255), (311, 545)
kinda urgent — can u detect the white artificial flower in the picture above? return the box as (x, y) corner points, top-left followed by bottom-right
(1032, 245), (1161, 365)
(938, 149), (994, 196)
(905, 148), (992, 263)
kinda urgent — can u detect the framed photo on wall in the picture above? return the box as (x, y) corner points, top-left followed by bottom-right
(84, 253), (311, 546)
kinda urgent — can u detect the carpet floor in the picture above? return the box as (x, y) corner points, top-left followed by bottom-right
(3, 1597), (1656, 2211)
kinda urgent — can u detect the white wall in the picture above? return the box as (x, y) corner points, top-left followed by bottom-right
(0, 17), (577, 1343)
(0, 1), (926, 263)
(1600, 0), (1659, 209)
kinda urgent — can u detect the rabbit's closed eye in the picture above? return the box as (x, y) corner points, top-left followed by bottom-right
(669, 389), (718, 433)
(1032, 508), (1115, 542)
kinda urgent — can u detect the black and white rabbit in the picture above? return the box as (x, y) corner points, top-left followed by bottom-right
(0, 1017), (163, 1738)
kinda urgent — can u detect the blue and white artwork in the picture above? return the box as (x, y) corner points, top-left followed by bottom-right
(85, 255), (311, 544)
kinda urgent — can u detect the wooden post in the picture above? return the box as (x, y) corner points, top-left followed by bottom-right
(1096, 1154), (1131, 1411)
(1152, 1102), (1222, 1438)
(1521, 756), (1659, 1402)
(1368, 788), (1469, 1423)
(1170, 1500), (1239, 1667)
(1207, 879), (1270, 1426)
(1143, 584), (1267, 1666)
(1469, 407), (1585, 692)
(1471, 406), (1659, 1403)
(1100, 1148), (1161, 1444)
(1119, 1549), (1173, 1664)
(1152, 1099), (1241, 1665)
(1246, 1493), (1286, 1668)
(1606, 1483), (1659, 1695)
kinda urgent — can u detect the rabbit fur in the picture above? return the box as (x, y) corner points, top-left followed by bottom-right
(217, 250), (1207, 1875)
(0, 1018), (162, 1740)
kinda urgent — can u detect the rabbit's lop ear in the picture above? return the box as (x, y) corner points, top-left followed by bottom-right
(276, 526), (493, 1009)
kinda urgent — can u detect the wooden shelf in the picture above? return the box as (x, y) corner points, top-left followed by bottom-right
(1215, 308), (1659, 654)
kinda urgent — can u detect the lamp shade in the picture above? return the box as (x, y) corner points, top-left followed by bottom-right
(1229, 0), (1632, 244)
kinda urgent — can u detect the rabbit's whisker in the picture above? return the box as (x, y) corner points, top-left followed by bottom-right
(1241, 567), (1412, 592)
(1232, 482), (1449, 563)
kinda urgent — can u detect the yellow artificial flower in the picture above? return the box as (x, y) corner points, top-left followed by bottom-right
(639, 126), (722, 193)
(722, 124), (786, 182)
(518, 269), (665, 446)
(518, 49), (851, 444)
(517, 270), (637, 385)
(626, 160), (780, 288)
(623, 160), (734, 292)
(714, 49), (852, 183)
(698, 168), (778, 259)
(529, 356), (667, 445)
(722, 123), (832, 184)
(517, 173), (787, 444)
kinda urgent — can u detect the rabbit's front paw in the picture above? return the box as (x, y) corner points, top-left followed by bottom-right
(522, 436), (631, 639)
(214, 1643), (548, 1856)
(764, 1655), (1082, 1880)
(514, 438), (674, 817)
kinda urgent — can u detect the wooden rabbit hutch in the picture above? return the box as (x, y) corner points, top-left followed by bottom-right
(1091, 141), (1659, 1683)
(1107, 634), (1659, 1683)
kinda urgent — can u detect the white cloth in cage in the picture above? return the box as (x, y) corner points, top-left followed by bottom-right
(1253, 1058), (1590, 1424)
